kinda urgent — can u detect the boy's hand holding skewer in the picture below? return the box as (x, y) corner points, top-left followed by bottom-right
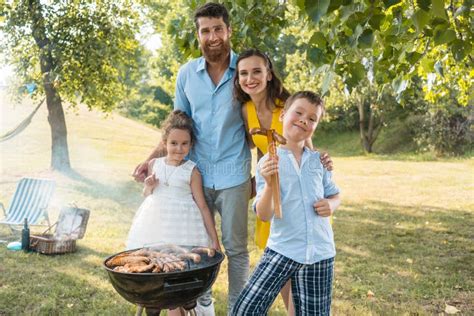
(259, 156), (279, 185)
(255, 156), (280, 222)
(250, 128), (286, 219)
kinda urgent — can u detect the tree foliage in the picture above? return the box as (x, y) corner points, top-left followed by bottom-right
(1, 0), (143, 170)
(294, 0), (472, 153)
(117, 0), (184, 127)
(2, 1), (142, 110)
(296, 0), (472, 101)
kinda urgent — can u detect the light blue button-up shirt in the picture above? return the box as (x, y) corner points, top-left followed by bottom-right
(174, 51), (251, 190)
(254, 147), (340, 264)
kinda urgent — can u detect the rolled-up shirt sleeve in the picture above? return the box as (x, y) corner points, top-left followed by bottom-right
(323, 169), (340, 198)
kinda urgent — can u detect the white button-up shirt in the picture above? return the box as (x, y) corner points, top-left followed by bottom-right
(254, 147), (340, 264)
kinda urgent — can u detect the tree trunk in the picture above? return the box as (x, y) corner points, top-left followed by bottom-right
(368, 103), (382, 152)
(28, 0), (71, 171)
(44, 77), (70, 171)
(357, 95), (372, 153)
(357, 96), (382, 153)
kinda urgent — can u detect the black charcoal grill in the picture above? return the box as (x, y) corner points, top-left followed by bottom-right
(103, 246), (224, 315)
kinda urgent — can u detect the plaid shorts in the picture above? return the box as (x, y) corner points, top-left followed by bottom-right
(232, 248), (334, 315)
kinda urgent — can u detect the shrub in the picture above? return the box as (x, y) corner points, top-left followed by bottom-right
(319, 103), (359, 132)
(414, 106), (473, 156)
(375, 118), (419, 154)
(119, 86), (173, 128)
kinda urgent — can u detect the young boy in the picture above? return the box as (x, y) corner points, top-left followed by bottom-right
(232, 91), (341, 315)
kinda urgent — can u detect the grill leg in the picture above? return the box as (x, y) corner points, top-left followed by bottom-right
(145, 307), (162, 316)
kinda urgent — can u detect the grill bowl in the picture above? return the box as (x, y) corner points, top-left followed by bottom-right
(103, 247), (224, 309)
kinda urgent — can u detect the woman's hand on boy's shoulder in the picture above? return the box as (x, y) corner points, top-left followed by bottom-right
(320, 152), (333, 171)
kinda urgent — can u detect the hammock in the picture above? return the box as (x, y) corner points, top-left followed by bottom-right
(0, 98), (45, 142)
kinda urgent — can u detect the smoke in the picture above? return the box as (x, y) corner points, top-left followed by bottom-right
(1, 92), (160, 241)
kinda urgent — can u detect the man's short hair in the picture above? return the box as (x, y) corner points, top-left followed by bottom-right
(194, 2), (230, 29)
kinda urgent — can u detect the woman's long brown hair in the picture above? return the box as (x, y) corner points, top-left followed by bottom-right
(233, 49), (290, 110)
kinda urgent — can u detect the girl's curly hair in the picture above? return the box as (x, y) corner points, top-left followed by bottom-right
(161, 110), (195, 144)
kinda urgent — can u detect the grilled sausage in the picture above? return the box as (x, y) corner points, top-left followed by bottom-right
(113, 266), (130, 273)
(162, 262), (172, 273)
(178, 253), (201, 263)
(168, 260), (186, 271)
(107, 255), (150, 267)
(191, 247), (216, 258)
(125, 262), (155, 273)
(151, 258), (164, 271)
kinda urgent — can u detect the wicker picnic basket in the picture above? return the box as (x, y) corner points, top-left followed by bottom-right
(29, 206), (90, 255)
(29, 234), (77, 254)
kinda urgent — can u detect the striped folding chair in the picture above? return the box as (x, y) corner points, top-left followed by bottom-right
(0, 178), (55, 232)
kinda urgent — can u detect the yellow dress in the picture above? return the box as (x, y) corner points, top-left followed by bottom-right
(245, 100), (284, 249)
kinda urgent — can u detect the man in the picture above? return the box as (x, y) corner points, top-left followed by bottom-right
(134, 3), (251, 314)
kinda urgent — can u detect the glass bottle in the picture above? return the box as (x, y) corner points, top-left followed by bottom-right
(21, 218), (30, 252)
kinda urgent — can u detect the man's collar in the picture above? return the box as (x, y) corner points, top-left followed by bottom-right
(229, 51), (237, 70)
(196, 50), (237, 72)
(197, 57), (206, 72)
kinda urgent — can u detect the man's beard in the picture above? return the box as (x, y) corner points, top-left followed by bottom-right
(201, 39), (231, 63)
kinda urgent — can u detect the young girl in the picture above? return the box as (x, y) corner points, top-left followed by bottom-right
(126, 110), (221, 316)
(232, 91), (341, 316)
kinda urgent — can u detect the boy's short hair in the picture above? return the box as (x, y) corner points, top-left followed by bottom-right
(194, 2), (230, 29)
(284, 91), (325, 119)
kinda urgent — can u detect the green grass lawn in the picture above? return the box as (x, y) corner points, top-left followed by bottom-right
(1, 96), (473, 315)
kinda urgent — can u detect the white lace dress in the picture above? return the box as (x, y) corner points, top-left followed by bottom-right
(126, 158), (210, 250)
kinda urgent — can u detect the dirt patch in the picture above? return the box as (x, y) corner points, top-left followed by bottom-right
(423, 291), (474, 314)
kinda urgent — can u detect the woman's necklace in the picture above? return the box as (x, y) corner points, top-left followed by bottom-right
(163, 159), (181, 186)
